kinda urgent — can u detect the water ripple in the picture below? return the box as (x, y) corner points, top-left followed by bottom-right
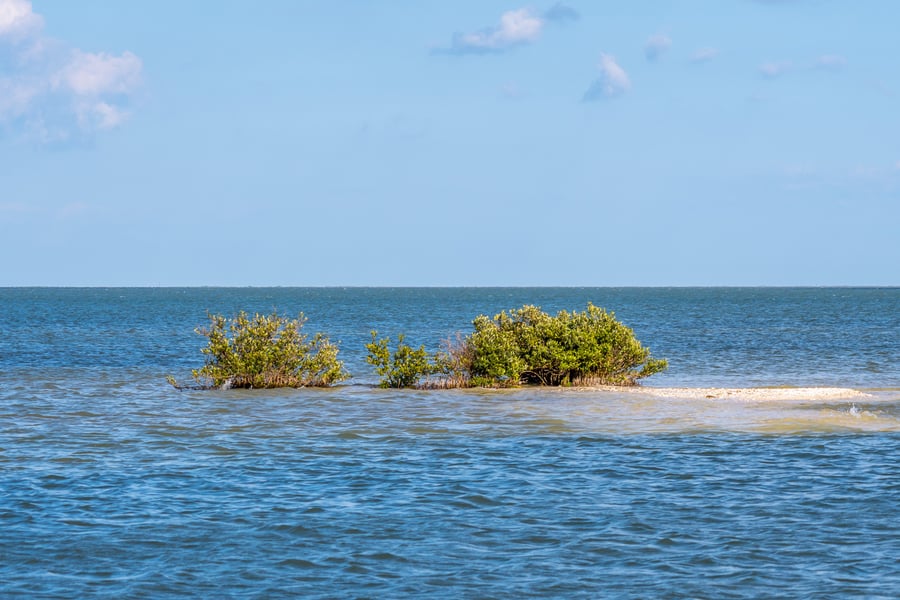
(2, 287), (899, 597)
(1, 378), (899, 598)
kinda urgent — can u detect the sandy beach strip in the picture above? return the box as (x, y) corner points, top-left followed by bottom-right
(570, 385), (873, 401)
(624, 386), (871, 401)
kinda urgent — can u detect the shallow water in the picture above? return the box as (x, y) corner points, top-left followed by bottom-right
(1, 288), (898, 597)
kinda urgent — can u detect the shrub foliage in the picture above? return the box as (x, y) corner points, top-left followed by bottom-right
(171, 303), (665, 391)
(369, 303), (667, 388)
(171, 311), (349, 389)
(460, 303), (667, 387)
(366, 331), (439, 388)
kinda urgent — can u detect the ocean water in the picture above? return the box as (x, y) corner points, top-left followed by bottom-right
(1, 287), (898, 598)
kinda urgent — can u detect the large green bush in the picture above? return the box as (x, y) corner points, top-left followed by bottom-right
(366, 303), (666, 388)
(459, 303), (667, 387)
(169, 311), (349, 389)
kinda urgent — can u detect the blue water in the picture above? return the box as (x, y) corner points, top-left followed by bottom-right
(1, 288), (898, 598)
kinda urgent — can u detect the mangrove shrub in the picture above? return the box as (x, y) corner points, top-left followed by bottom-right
(460, 303), (667, 387)
(367, 303), (667, 388)
(169, 311), (349, 389)
(365, 331), (439, 388)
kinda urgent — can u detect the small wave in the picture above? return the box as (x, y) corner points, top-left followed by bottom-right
(276, 558), (322, 569)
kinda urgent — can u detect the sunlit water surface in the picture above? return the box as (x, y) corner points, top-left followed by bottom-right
(1, 288), (898, 598)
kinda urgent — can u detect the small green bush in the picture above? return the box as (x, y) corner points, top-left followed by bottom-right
(455, 303), (666, 387)
(169, 311), (349, 389)
(365, 331), (438, 388)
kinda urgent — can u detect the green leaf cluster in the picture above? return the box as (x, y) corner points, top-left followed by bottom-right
(460, 303), (667, 387)
(365, 304), (666, 389)
(170, 303), (666, 391)
(365, 331), (440, 388)
(174, 311), (349, 389)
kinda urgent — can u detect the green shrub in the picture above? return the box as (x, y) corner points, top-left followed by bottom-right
(456, 303), (666, 387)
(365, 331), (438, 388)
(169, 311), (349, 389)
(364, 304), (666, 389)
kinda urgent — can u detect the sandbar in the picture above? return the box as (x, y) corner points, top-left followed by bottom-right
(613, 386), (871, 401)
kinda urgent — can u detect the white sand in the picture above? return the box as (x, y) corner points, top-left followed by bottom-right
(615, 386), (871, 401)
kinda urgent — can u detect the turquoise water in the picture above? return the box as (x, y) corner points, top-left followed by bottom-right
(1, 288), (898, 598)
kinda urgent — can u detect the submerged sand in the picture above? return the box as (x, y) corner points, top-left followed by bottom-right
(612, 386), (872, 401)
(505, 384), (898, 434)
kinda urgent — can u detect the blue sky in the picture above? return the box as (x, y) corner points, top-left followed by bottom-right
(1, 0), (898, 286)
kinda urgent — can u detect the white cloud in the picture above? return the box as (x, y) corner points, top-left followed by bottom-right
(757, 55), (849, 80)
(0, 77), (40, 117)
(77, 100), (130, 130)
(0, 2), (142, 138)
(0, 0), (43, 41)
(451, 8), (544, 53)
(437, 5), (578, 55)
(583, 53), (631, 101)
(759, 60), (793, 78)
(57, 50), (142, 96)
(644, 34), (671, 62)
(690, 47), (720, 63)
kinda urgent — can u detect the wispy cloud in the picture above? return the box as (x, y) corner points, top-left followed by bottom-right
(0, 200), (35, 216)
(870, 78), (896, 98)
(544, 2), (580, 23)
(0, 0), (143, 140)
(499, 81), (525, 99)
(758, 60), (793, 78)
(759, 55), (849, 79)
(583, 53), (631, 101)
(851, 165), (879, 179)
(815, 54), (848, 71)
(438, 4), (577, 55)
(0, 199), (91, 221)
(56, 201), (90, 219)
(644, 34), (671, 62)
(690, 47), (720, 64)
(56, 49), (142, 96)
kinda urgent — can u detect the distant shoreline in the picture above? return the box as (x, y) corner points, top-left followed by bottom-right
(2, 285), (898, 289)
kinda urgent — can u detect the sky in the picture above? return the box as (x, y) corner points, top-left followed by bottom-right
(1, 0), (898, 286)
